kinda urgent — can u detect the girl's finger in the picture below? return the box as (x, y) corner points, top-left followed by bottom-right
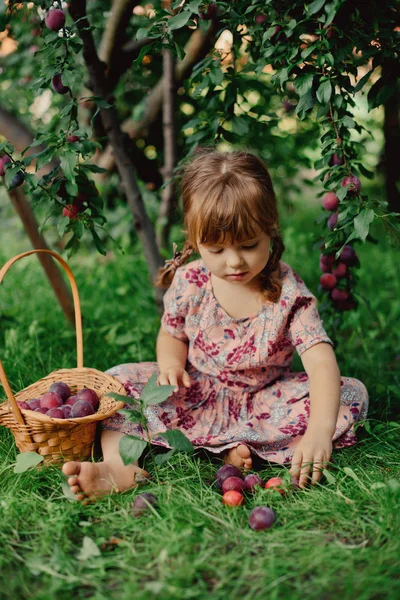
(299, 457), (313, 488)
(311, 457), (327, 485)
(182, 371), (191, 388)
(157, 375), (169, 386)
(290, 453), (302, 478)
(169, 374), (179, 391)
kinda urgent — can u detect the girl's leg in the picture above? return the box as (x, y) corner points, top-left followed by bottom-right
(62, 429), (150, 502)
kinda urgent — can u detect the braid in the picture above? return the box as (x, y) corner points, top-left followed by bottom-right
(154, 241), (194, 288)
(259, 234), (285, 303)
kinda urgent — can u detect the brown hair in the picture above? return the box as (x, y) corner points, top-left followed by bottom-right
(156, 149), (285, 303)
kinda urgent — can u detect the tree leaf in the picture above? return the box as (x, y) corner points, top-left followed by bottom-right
(293, 73), (314, 96)
(306, 0), (325, 16)
(14, 452), (44, 473)
(159, 429), (194, 453)
(118, 409), (146, 425)
(60, 150), (77, 182)
(77, 536), (101, 561)
(168, 11), (191, 31)
(119, 435), (147, 465)
(141, 373), (175, 406)
(322, 468), (336, 484)
(154, 448), (176, 465)
(354, 208), (375, 242)
(316, 80), (332, 105)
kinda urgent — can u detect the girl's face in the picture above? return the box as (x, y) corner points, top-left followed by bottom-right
(197, 231), (271, 288)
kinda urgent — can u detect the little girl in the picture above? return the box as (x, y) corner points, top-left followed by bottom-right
(63, 150), (369, 501)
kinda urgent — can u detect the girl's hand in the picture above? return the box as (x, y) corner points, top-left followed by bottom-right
(157, 367), (191, 392)
(289, 430), (333, 489)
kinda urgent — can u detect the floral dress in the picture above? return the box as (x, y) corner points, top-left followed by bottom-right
(103, 259), (369, 465)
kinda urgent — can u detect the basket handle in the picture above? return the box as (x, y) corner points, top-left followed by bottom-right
(0, 250), (84, 424)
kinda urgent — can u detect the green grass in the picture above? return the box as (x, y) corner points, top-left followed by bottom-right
(0, 204), (399, 600)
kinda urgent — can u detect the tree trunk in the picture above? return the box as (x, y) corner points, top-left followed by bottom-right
(383, 73), (400, 214)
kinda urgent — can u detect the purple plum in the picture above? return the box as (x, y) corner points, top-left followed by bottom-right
(249, 506), (277, 531)
(216, 464), (243, 488)
(49, 381), (71, 401)
(132, 493), (158, 517)
(46, 407), (65, 419)
(40, 392), (63, 410)
(222, 476), (247, 494)
(75, 388), (99, 410)
(70, 400), (95, 418)
(51, 73), (70, 95)
(17, 401), (29, 410)
(244, 473), (263, 492)
(27, 398), (41, 410)
(45, 9), (65, 31)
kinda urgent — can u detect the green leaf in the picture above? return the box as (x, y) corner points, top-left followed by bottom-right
(168, 11), (191, 31)
(341, 115), (355, 129)
(60, 151), (77, 182)
(14, 452), (44, 473)
(336, 186), (348, 201)
(119, 435), (147, 465)
(91, 229), (107, 256)
(293, 73), (314, 96)
(81, 164), (107, 174)
(306, 0), (325, 15)
(316, 80), (332, 104)
(107, 392), (129, 403)
(118, 409), (146, 425)
(354, 69), (374, 93)
(77, 536), (101, 561)
(159, 429), (194, 453)
(354, 209), (375, 242)
(57, 216), (70, 237)
(322, 468), (336, 484)
(136, 27), (150, 41)
(343, 466), (361, 482)
(141, 373), (175, 406)
(154, 448), (176, 465)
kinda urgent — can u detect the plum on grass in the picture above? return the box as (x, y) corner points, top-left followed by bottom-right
(216, 464), (242, 488)
(46, 407), (65, 419)
(75, 388), (99, 410)
(45, 9), (65, 31)
(244, 473), (263, 492)
(132, 493), (158, 517)
(40, 392), (63, 410)
(249, 506), (276, 530)
(222, 476), (246, 494)
(222, 490), (244, 507)
(49, 381), (71, 401)
(70, 400), (95, 418)
(265, 477), (285, 496)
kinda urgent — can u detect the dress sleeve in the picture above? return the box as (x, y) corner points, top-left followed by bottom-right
(160, 268), (189, 342)
(286, 277), (333, 356)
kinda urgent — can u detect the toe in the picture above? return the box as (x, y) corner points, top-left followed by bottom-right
(236, 444), (251, 459)
(76, 493), (87, 502)
(70, 485), (81, 495)
(62, 461), (81, 477)
(68, 476), (79, 487)
(244, 458), (252, 469)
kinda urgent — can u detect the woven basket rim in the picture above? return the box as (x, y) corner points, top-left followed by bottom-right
(0, 367), (126, 425)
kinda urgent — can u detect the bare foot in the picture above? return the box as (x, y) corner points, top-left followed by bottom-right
(62, 460), (150, 503)
(224, 444), (252, 470)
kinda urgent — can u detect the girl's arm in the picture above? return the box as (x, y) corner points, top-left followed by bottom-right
(301, 342), (341, 436)
(156, 327), (191, 390)
(290, 342), (341, 487)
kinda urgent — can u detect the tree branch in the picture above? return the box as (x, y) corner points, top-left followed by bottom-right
(157, 42), (177, 250)
(97, 23), (217, 173)
(69, 0), (164, 309)
(99, 0), (138, 76)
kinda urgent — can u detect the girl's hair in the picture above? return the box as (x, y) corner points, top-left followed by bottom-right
(156, 149), (285, 303)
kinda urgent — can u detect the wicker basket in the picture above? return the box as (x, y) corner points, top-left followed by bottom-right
(0, 249), (126, 464)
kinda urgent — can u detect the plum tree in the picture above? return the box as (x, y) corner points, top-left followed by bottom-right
(332, 263), (348, 278)
(341, 175), (361, 196)
(322, 192), (339, 211)
(0, 155), (11, 176)
(339, 245), (358, 266)
(44, 9), (65, 32)
(327, 212), (338, 231)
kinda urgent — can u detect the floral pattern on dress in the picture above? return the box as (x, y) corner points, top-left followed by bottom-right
(102, 259), (369, 464)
